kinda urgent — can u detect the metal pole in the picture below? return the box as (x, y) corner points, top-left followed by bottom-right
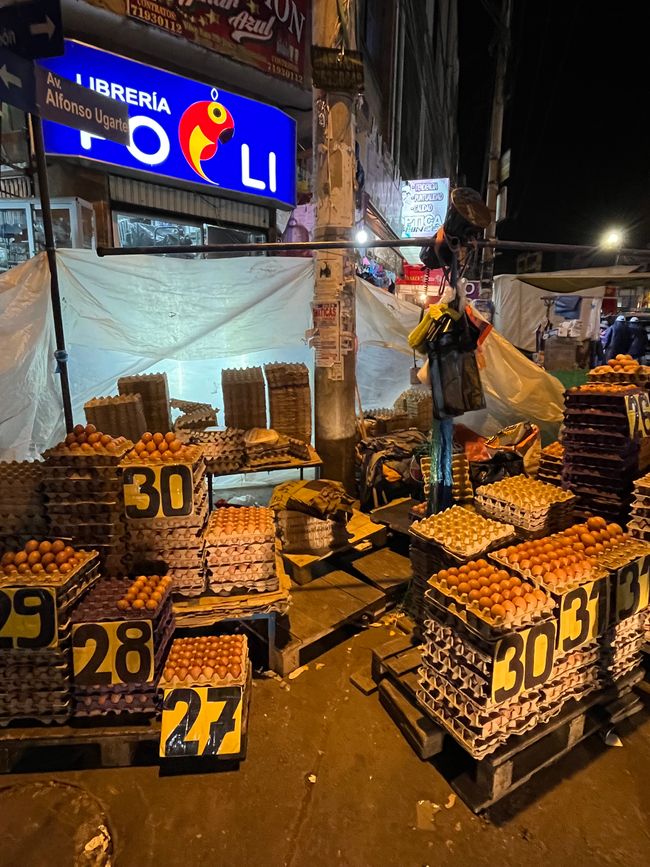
(31, 115), (74, 433)
(96, 237), (650, 259)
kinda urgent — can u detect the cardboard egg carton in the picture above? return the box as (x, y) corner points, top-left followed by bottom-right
(160, 635), (248, 689)
(222, 366), (267, 430)
(207, 574), (279, 596)
(43, 440), (133, 466)
(205, 541), (275, 566)
(125, 492), (209, 532)
(410, 506), (515, 560)
(276, 510), (350, 555)
(171, 398), (218, 432)
(118, 372), (171, 433)
(168, 566), (206, 597)
(71, 577), (174, 626)
(264, 362), (312, 443)
(84, 394), (148, 443)
(204, 506), (275, 545)
(208, 560), (275, 583)
(73, 690), (158, 717)
(186, 428), (246, 474)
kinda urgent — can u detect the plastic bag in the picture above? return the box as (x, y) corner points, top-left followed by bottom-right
(485, 422), (541, 476)
(469, 452), (525, 488)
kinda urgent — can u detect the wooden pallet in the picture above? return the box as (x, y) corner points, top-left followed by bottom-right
(280, 510), (387, 585)
(447, 670), (645, 813)
(270, 570), (386, 676)
(0, 677), (252, 774)
(348, 548), (412, 600)
(370, 497), (418, 536)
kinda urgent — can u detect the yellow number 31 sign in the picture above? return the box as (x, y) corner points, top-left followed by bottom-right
(160, 686), (244, 758)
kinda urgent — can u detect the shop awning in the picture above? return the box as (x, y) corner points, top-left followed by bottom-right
(517, 266), (650, 292)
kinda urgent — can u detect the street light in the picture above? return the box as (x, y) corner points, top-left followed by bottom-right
(355, 228), (369, 246)
(600, 228), (624, 265)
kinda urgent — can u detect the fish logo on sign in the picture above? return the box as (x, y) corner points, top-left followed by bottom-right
(178, 94), (235, 183)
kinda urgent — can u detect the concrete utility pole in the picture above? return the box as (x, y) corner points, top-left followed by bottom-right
(481, 0), (512, 290)
(312, 0), (357, 491)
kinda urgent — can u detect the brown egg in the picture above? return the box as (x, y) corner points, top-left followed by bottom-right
(490, 603), (506, 619)
(117, 599), (129, 611)
(216, 666), (228, 678)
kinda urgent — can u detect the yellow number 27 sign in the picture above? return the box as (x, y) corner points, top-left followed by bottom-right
(160, 686), (244, 758)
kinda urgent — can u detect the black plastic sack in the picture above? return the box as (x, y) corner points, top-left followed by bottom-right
(469, 452), (525, 489)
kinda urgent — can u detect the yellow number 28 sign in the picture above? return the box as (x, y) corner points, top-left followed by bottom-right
(160, 686), (244, 758)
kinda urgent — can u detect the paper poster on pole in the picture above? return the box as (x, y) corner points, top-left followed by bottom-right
(311, 299), (341, 368)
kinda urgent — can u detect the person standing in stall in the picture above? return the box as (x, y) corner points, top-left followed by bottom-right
(603, 314), (631, 361)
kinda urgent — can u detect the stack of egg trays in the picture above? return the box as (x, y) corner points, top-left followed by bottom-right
(276, 509), (350, 556)
(264, 362), (312, 444)
(537, 449), (564, 487)
(598, 611), (647, 685)
(70, 578), (175, 717)
(203, 508), (277, 596)
(124, 462), (209, 598)
(187, 429), (246, 475)
(222, 367), (267, 430)
(452, 452), (473, 502)
(0, 461), (48, 541)
(474, 491), (575, 537)
(42, 450), (131, 577)
(84, 394), (147, 443)
(562, 388), (641, 523)
(118, 372), (172, 433)
(417, 601), (600, 760)
(0, 553), (100, 726)
(626, 473), (650, 540)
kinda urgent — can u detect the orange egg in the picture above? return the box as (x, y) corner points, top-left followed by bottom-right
(510, 585), (524, 598)
(513, 596), (528, 612)
(142, 432), (153, 443)
(165, 432), (176, 443)
(169, 440), (182, 453)
(491, 592), (504, 605)
(467, 570), (480, 582)
(438, 570), (449, 581)
(580, 533), (596, 547)
(533, 588), (547, 603)
(446, 575), (459, 587)
(38, 540), (52, 555)
(468, 579), (481, 591)
(51, 540), (65, 554)
(501, 589), (512, 600)
(478, 576), (491, 588)
(25, 540), (39, 554)
(457, 582), (471, 595)
(27, 551), (41, 565)
(153, 432), (165, 445)
(469, 589), (482, 602)
(158, 440), (169, 453)
(478, 595), (492, 609)
(491, 603), (506, 619)
(150, 450), (162, 460)
(502, 600), (516, 615)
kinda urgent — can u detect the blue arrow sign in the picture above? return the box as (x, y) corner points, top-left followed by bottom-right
(0, 47), (36, 114)
(0, 0), (63, 60)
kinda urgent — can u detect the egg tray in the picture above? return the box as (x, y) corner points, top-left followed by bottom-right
(72, 690), (159, 718)
(168, 569), (207, 598)
(126, 526), (204, 547)
(596, 540), (650, 571)
(565, 386), (641, 404)
(204, 542), (275, 567)
(43, 441), (133, 466)
(562, 413), (631, 434)
(425, 571), (554, 635)
(207, 575), (279, 597)
(487, 551), (607, 595)
(70, 579), (174, 625)
(0, 550), (99, 590)
(0, 515), (48, 535)
(119, 445), (204, 469)
(409, 529), (517, 568)
(562, 428), (634, 451)
(207, 560), (276, 582)
(125, 495), (209, 533)
(124, 544), (203, 567)
(159, 648), (249, 690)
(602, 611), (646, 644)
(204, 510), (275, 546)
(0, 704), (72, 728)
(474, 498), (574, 534)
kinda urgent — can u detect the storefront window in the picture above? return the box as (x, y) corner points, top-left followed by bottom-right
(33, 208), (74, 251)
(114, 211), (265, 258)
(0, 207), (31, 272)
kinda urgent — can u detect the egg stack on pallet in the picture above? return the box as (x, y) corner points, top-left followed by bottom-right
(118, 372), (172, 434)
(186, 429), (246, 475)
(264, 362), (312, 444)
(122, 435), (208, 598)
(589, 354), (650, 386)
(562, 384), (644, 524)
(84, 394), (147, 444)
(203, 507), (278, 596)
(70, 575), (175, 717)
(0, 461), (47, 545)
(537, 442), (564, 487)
(222, 367), (267, 431)
(408, 507), (517, 634)
(0, 542), (100, 725)
(42, 428), (133, 576)
(475, 475), (576, 539)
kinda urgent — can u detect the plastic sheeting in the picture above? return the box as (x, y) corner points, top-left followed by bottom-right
(0, 253), (564, 460)
(493, 274), (605, 352)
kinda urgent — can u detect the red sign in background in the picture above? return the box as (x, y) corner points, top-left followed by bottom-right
(89, 0), (309, 87)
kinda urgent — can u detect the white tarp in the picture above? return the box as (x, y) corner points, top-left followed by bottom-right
(1, 252), (564, 460)
(493, 273), (606, 352)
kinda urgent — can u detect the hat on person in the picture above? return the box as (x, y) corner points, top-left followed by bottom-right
(630, 316), (640, 322)
(616, 315), (626, 321)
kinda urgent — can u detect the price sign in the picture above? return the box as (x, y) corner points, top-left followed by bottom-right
(0, 587), (57, 649)
(123, 464), (194, 519)
(558, 579), (608, 653)
(613, 554), (650, 623)
(491, 620), (556, 704)
(72, 620), (154, 685)
(160, 686), (243, 758)
(625, 392), (650, 438)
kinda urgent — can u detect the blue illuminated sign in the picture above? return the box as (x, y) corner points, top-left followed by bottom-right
(41, 40), (297, 208)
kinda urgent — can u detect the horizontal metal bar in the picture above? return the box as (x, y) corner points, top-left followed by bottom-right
(96, 237), (650, 258)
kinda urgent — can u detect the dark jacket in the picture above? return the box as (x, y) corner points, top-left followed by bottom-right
(604, 320), (631, 360)
(628, 322), (647, 359)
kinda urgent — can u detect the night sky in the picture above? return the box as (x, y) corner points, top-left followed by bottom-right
(458, 1), (650, 269)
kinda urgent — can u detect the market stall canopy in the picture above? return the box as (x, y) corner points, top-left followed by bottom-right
(517, 266), (650, 292)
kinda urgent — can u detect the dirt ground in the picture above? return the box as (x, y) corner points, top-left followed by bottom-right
(1, 624), (650, 867)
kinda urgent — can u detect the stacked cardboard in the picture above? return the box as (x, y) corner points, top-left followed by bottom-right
(118, 372), (171, 433)
(42, 442), (132, 576)
(203, 507), (277, 595)
(0, 549), (100, 725)
(626, 471), (650, 541)
(171, 398), (218, 432)
(84, 394), (147, 443)
(275, 510), (350, 555)
(265, 362), (311, 444)
(394, 387), (433, 432)
(537, 441), (564, 486)
(452, 451), (473, 502)
(187, 429), (246, 474)
(70, 576), (175, 717)
(123, 457), (208, 598)
(222, 367), (267, 430)
(475, 475), (575, 536)
(0, 461), (47, 541)
(562, 385), (642, 524)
